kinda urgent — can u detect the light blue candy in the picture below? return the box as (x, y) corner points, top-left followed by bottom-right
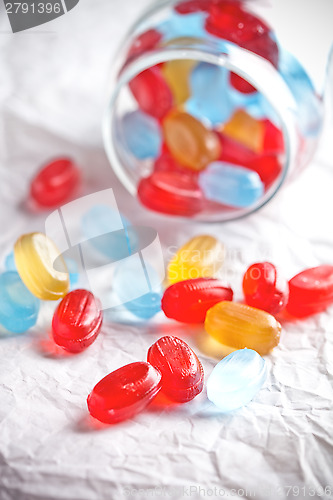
(186, 62), (236, 125)
(158, 11), (207, 41)
(122, 111), (162, 160)
(207, 349), (267, 412)
(199, 161), (264, 208)
(0, 272), (40, 334)
(113, 257), (162, 320)
(4, 252), (16, 271)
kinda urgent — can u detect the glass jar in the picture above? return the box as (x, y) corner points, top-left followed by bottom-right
(103, 0), (326, 222)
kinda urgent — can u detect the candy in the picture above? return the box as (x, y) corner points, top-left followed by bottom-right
(0, 272), (40, 334)
(221, 110), (265, 153)
(161, 59), (196, 105)
(286, 265), (333, 318)
(246, 154), (282, 190)
(87, 362), (162, 424)
(207, 349), (267, 412)
(30, 158), (80, 208)
(186, 62), (235, 125)
(137, 171), (204, 216)
(263, 119), (284, 154)
(14, 233), (69, 300)
(121, 111), (162, 160)
(129, 67), (173, 120)
(154, 146), (193, 175)
(52, 289), (103, 353)
(199, 162), (264, 208)
(4, 251), (16, 271)
(243, 262), (289, 315)
(205, 301), (281, 356)
(162, 278), (233, 323)
(163, 111), (221, 171)
(126, 29), (162, 63)
(174, 0), (213, 14)
(147, 336), (204, 402)
(168, 235), (225, 284)
(158, 11), (207, 41)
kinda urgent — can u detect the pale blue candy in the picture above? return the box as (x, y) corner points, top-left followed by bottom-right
(207, 349), (267, 412)
(4, 251), (16, 271)
(158, 11), (207, 41)
(113, 257), (162, 320)
(82, 205), (139, 261)
(186, 62), (235, 125)
(0, 272), (40, 334)
(122, 111), (162, 160)
(199, 161), (264, 208)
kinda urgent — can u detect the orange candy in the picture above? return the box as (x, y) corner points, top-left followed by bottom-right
(221, 109), (265, 153)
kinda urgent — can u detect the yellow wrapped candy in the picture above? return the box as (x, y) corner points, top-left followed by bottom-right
(205, 301), (281, 356)
(168, 235), (225, 285)
(14, 232), (69, 300)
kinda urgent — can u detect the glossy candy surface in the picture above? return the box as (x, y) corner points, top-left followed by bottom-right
(137, 171), (204, 216)
(122, 111), (162, 160)
(129, 67), (173, 119)
(199, 161), (264, 208)
(243, 262), (289, 315)
(87, 362), (162, 424)
(286, 265), (333, 317)
(126, 29), (162, 63)
(222, 110), (265, 153)
(163, 111), (221, 171)
(30, 158), (80, 208)
(0, 272), (40, 334)
(168, 235), (225, 284)
(147, 336), (204, 402)
(207, 349), (267, 412)
(52, 289), (103, 352)
(205, 301), (281, 355)
(162, 59), (196, 105)
(162, 278), (233, 323)
(14, 233), (69, 300)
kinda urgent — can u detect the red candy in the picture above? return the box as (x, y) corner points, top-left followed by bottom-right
(137, 171), (204, 216)
(162, 278), (233, 323)
(147, 336), (204, 402)
(247, 154), (282, 189)
(127, 29), (162, 63)
(263, 120), (284, 154)
(30, 158), (80, 208)
(52, 289), (103, 353)
(87, 362), (162, 424)
(287, 266), (333, 318)
(129, 67), (173, 120)
(175, 0), (213, 14)
(243, 262), (289, 315)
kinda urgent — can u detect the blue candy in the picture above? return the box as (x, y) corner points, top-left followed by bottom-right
(186, 62), (235, 125)
(158, 11), (207, 41)
(0, 272), (40, 334)
(4, 251), (16, 271)
(199, 161), (264, 208)
(122, 111), (162, 160)
(207, 349), (267, 412)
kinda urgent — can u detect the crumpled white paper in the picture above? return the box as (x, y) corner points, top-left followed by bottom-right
(0, 1), (333, 499)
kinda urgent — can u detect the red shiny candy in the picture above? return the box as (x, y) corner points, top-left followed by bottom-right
(87, 362), (162, 424)
(154, 145), (199, 176)
(263, 120), (284, 154)
(175, 0), (213, 14)
(147, 336), (204, 402)
(162, 278), (233, 323)
(129, 67), (173, 120)
(127, 29), (162, 62)
(230, 73), (256, 94)
(243, 262), (289, 315)
(30, 158), (80, 208)
(137, 171), (204, 216)
(247, 154), (282, 189)
(287, 266), (333, 318)
(52, 289), (103, 353)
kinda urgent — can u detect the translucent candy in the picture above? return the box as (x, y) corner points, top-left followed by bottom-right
(14, 233), (69, 301)
(161, 59), (196, 105)
(30, 158), (80, 208)
(163, 111), (221, 171)
(158, 11), (207, 41)
(126, 29), (162, 64)
(129, 67), (173, 120)
(207, 349), (267, 412)
(168, 235), (225, 284)
(186, 62), (235, 125)
(162, 277), (233, 323)
(147, 336), (204, 402)
(137, 171), (204, 216)
(205, 301), (281, 356)
(243, 262), (289, 315)
(87, 362), (162, 424)
(199, 162), (264, 208)
(221, 110), (265, 153)
(121, 111), (162, 160)
(174, 0), (213, 15)
(0, 272), (40, 334)
(113, 258), (162, 320)
(286, 265), (333, 318)
(4, 252), (16, 271)
(52, 289), (103, 353)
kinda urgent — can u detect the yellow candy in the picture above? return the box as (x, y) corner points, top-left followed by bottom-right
(205, 301), (281, 356)
(221, 109), (264, 153)
(163, 111), (221, 171)
(14, 232), (69, 300)
(161, 59), (196, 105)
(168, 235), (225, 284)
